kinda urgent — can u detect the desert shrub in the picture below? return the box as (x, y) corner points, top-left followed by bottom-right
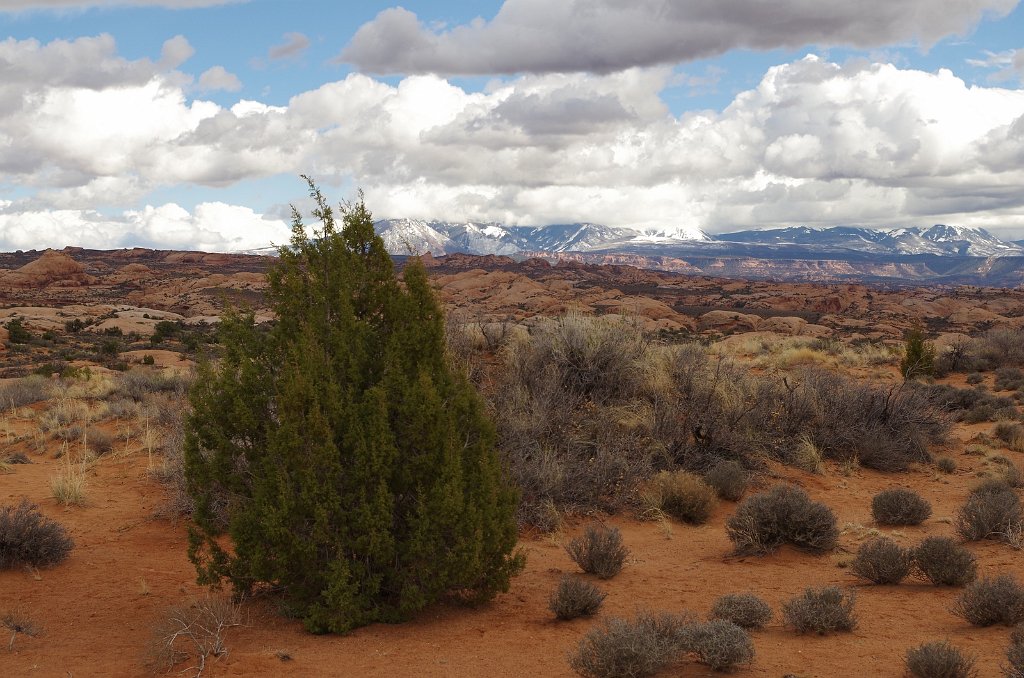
(1008, 626), (1024, 678)
(905, 640), (977, 678)
(937, 457), (958, 474)
(50, 465), (87, 506)
(966, 372), (985, 385)
(726, 484), (838, 555)
(569, 610), (692, 678)
(142, 354), (156, 366)
(956, 485), (1023, 542)
(642, 471), (717, 524)
(147, 596), (241, 674)
(704, 460), (748, 501)
(902, 328), (936, 380)
(549, 575), (606, 620)
(912, 383), (1011, 424)
(0, 376), (54, 412)
(995, 423), (1024, 452)
(912, 536), (977, 586)
(4, 318), (31, 344)
(975, 327), (1024, 370)
(566, 525), (629, 579)
(0, 499), (74, 569)
(115, 369), (190, 402)
(872, 488), (932, 526)
(710, 593), (772, 630)
(782, 586), (856, 634)
(995, 368), (1024, 392)
(87, 429), (114, 456)
(851, 537), (911, 585)
(953, 575), (1024, 627)
(689, 619), (754, 672)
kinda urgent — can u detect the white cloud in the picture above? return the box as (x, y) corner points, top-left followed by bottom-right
(268, 32), (310, 60)
(159, 35), (194, 69)
(0, 202), (289, 251)
(342, 0), (1020, 75)
(197, 66), (242, 92)
(4, 33), (1024, 250)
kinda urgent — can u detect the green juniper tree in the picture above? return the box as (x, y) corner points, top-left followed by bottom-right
(184, 178), (522, 633)
(900, 326), (936, 380)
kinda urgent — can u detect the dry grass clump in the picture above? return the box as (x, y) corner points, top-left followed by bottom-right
(936, 456), (958, 474)
(0, 376), (54, 412)
(0, 498), (74, 569)
(709, 593), (772, 630)
(851, 537), (911, 585)
(569, 610), (692, 678)
(641, 471), (717, 524)
(147, 596), (241, 676)
(782, 586), (856, 635)
(704, 460), (748, 501)
(2, 610), (41, 651)
(871, 488), (932, 526)
(565, 525), (629, 579)
(953, 575), (1024, 627)
(549, 575), (606, 620)
(905, 640), (977, 678)
(995, 367), (1024, 392)
(726, 485), (838, 555)
(911, 536), (977, 586)
(956, 483), (1023, 542)
(115, 369), (191, 402)
(995, 423), (1024, 452)
(50, 458), (88, 507)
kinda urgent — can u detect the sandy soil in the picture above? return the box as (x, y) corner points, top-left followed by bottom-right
(3, 409), (1024, 678)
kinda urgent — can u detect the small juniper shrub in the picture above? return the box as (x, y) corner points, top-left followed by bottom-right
(782, 586), (857, 635)
(851, 537), (911, 585)
(905, 640), (977, 678)
(1007, 626), (1024, 678)
(568, 610), (693, 678)
(565, 525), (629, 579)
(704, 460), (748, 502)
(688, 619), (754, 672)
(871, 488), (933, 526)
(726, 484), (838, 555)
(0, 498), (74, 569)
(953, 575), (1024, 627)
(642, 471), (717, 524)
(549, 575), (606, 620)
(936, 456), (958, 474)
(956, 483), (1023, 542)
(710, 593), (772, 630)
(911, 536), (977, 586)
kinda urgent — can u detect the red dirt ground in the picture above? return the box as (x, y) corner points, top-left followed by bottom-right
(3, 404), (1024, 677)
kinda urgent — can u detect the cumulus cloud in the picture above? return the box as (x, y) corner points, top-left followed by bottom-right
(197, 65), (242, 92)
(5, 33), (1024, 250)
(342, 0), (1020, 75)
(0, 202), (289, 251)
(268, 32), (310, 60)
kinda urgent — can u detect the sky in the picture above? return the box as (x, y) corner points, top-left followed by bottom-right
(1, 0), (1024, 252)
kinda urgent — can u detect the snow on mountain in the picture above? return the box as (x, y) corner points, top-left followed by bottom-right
(372, 219), (1023, 259)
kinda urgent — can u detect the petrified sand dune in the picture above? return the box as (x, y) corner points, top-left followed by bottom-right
(0, 250), (96, 287)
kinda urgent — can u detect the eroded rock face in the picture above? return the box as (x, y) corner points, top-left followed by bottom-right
(0, 250), (96, 287)
(698, 310), (761, 333)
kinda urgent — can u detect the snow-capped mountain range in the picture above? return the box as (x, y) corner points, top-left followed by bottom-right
(374, 219), (1023, 259)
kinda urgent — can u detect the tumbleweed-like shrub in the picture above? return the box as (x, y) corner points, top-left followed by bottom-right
(911, 536), (977, 586)
(704, 460), (748, 502)
(710, 593), (772, 630)
(0, 498), (74, 569)
(689, 619), (754, 672)
(782, 586), (856, 635)
(953, 575), (1024, 627)
(905, 640), (977, 678)
(568, 610), (692, 678)
(871, 488), (932, 526)
(565, 525), (629, 579)
(642, 471), (717, 525)
(851, 537), (911, 585)
(549, 575), (606, 621)
(726, 484), (838, 555)
(955, 485), (1023, 542)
